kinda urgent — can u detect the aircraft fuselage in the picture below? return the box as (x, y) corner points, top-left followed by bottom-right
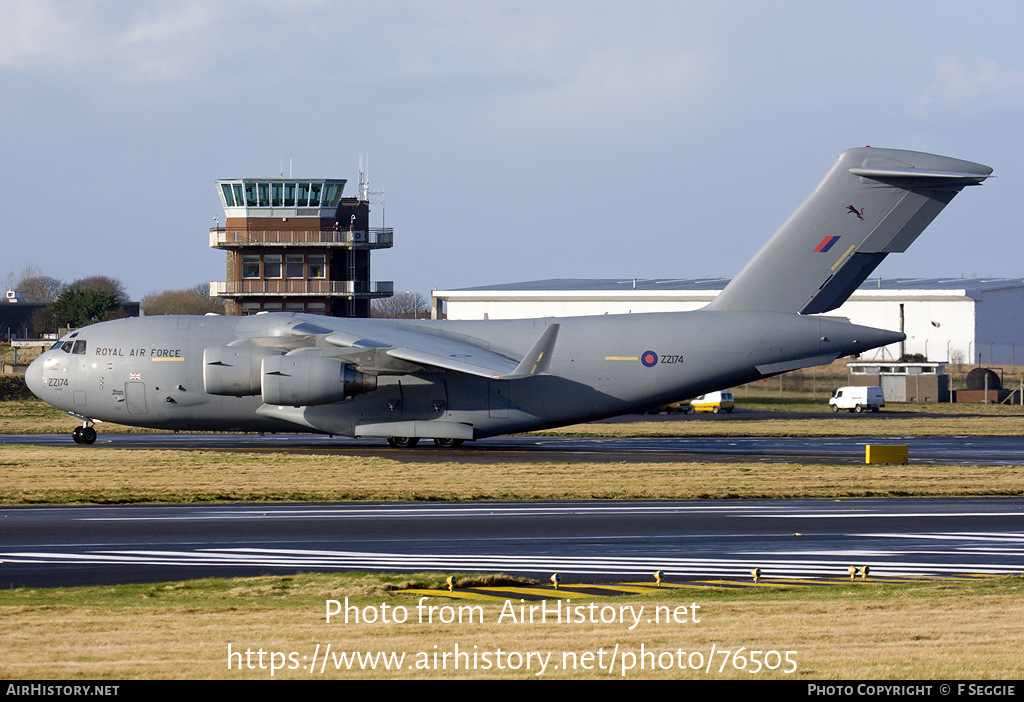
(26, 309), (900, 441)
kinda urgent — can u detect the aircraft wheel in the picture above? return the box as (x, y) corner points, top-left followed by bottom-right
(80, 426), (97, 444)
(433, 438), (464, 448)
(387, 437), (420, 448)
(72, 427), (83, 444)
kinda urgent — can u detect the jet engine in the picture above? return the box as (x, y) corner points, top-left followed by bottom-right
(203, 346), (283, 396)
(261, 355), (377, 406)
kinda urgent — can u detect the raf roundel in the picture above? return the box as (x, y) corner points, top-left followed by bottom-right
(641, 351), (658, 367)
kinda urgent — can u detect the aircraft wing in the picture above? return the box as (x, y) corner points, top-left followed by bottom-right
(287, 318), (560, 380)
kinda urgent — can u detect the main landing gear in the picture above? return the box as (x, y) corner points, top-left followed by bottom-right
(386, 436), (465, 449)
(72, 425), (97, 445)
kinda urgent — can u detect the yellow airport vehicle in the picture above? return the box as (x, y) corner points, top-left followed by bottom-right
(648, 399), (692, 414)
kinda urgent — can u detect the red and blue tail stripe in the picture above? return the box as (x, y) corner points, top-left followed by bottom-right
(813, 235), (840, 253)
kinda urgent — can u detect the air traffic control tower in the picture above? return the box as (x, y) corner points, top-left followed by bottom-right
(209, 178), (393, 317)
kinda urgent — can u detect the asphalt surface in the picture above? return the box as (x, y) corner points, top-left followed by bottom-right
(2, 498), (1022, 588)
(5, 431), (1024, 465)
(3, 420), (1022, 588)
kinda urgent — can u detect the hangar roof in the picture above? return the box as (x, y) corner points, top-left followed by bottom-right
(445, 277), (1024, 293)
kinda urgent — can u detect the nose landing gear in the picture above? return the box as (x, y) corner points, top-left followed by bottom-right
(72, 425), (97, 445)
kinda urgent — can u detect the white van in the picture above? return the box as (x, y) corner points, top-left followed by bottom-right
(829, 386), (884, 413)
(692, 390), (734, 413)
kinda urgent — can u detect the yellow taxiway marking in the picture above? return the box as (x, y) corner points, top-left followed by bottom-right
(747, 578), (844, 586)
(399, 574), (1006, 600)
(492, 586), (572, 597)
(695, 579), (789, 588)
(401, 589), (509, 601)
(561, 584), (662, 594)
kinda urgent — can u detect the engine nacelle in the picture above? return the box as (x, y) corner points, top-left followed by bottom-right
(203, 346), (283, 396)
(261, 355), (377, 406)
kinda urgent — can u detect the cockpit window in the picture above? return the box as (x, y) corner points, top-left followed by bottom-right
(49, 336), (85, 353)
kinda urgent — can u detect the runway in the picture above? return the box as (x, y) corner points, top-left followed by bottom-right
(6, 431), (1024, 465)
(3, 430), (1023, 589)
(2, 498), (1022, 588)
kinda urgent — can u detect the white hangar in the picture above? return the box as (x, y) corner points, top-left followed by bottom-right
(431, 278), (1024, 364)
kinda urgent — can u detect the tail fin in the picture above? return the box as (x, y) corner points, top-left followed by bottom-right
(707, 147), (992, 315)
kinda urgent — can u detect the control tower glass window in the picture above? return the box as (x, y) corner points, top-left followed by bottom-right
(264, 254), (282, 278)
(308, 254), (325, 278)
(242, 255), (260, 279)
(323, 183), (343, 206)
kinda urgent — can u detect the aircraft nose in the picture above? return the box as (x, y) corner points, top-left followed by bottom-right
(25, 355), (46, 399)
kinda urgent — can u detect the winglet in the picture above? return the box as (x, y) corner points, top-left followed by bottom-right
(502, 324), (560, 379)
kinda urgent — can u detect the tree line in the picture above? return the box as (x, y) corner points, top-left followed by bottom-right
(4, 265), (223, 337)
(5, 264), (427, 338)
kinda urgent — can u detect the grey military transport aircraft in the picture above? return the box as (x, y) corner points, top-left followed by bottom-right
(27, 147), (992, 447)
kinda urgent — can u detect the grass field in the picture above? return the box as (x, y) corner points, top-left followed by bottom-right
(1, 445), (1022, 505)
(2, 572), (1022, 679)
(1, 368), (1022, 679)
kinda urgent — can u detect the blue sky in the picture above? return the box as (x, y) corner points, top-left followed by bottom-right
(2, 1), (1022, 301)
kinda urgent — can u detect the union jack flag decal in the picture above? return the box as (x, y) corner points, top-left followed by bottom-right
(129, 373), (140, 381)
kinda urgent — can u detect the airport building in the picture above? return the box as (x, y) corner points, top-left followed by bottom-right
(210, 178), (393, 317)
(431, 277), (1024, 364)
(2, 290), (140, 344)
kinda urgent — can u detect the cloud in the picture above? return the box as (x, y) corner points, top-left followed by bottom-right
(348, 3), (722, 139)
(910, 56), (1024, 118)
(0, 0), (83, 69)
(0, 0), (219, 80)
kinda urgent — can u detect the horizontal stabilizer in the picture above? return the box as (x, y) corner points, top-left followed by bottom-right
(848, 166), (992, 183)
(708, 147), (993, 316)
